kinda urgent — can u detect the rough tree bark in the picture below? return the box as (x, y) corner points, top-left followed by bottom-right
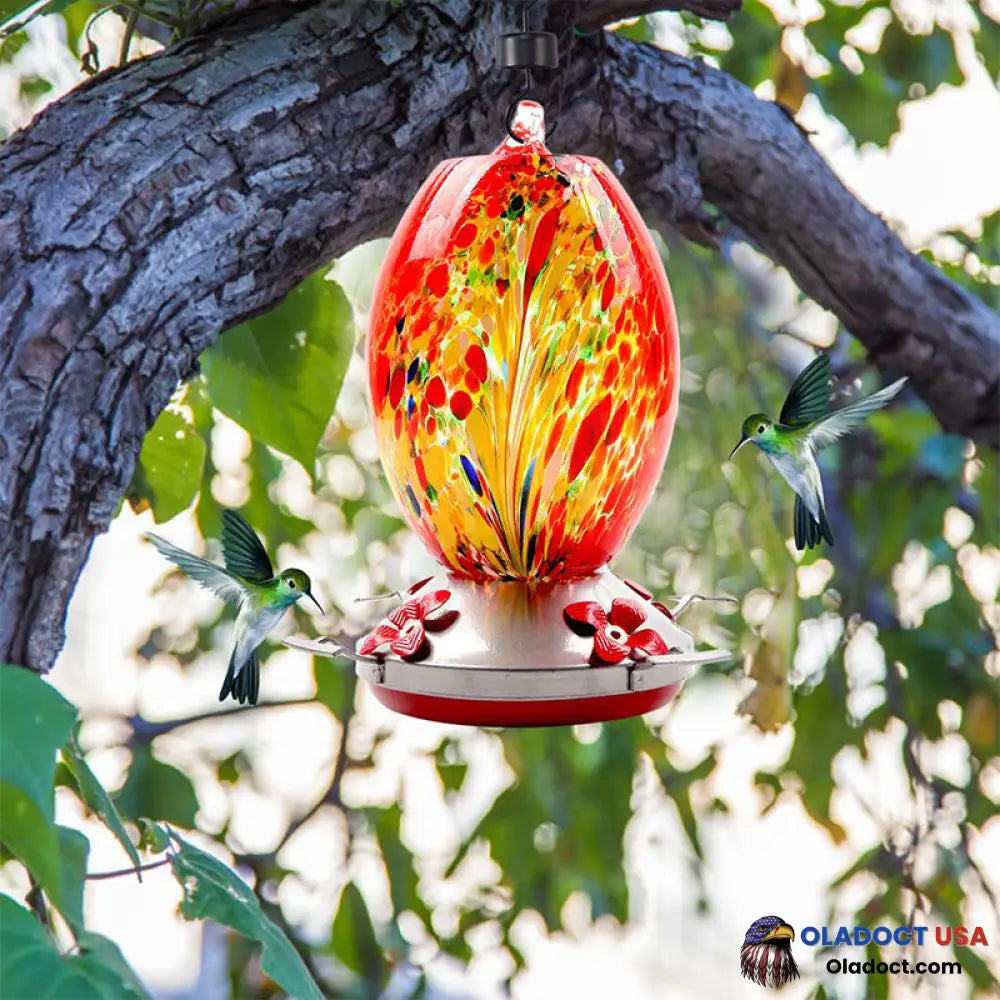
(0, 0), (997, 672)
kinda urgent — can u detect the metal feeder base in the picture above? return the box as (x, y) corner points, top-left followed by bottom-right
(286, 569), (731, 728)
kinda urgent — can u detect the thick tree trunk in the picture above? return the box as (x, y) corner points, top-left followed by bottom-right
(0, 0), (997, 671)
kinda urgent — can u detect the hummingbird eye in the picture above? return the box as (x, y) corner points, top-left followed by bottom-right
(287, 579), (296, 589)
(757, 423), (765, 434)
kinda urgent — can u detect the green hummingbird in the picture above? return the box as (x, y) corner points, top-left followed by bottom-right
(728, 354), (907, 550)
(146, 510), (322, 705)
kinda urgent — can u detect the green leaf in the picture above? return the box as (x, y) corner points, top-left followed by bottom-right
(60, 1), (103, 58)
(115, 748), (198, 828)
(878, 20), (962, 93)
(0, 666), (75, 830)
(437, 761), (467, 794)
(372, 805), (427, 923)
(136, 819), (170, 854)
(351, 508), (406, 549)
(787, 680), (852, 844)
(61, 740), (142, 878)
(74, 930), (152, 1000)
(803, 0), (879, 64)
(1, 0), (100, 42)
(810, 13), (963, 147)
(656, 754), (715, 860)
(716, 0), (781, 87)
(0, 28), (26, 59)
(812, 69), (901, 147)
(127, 407), (206, 523)
(611, 16), (656, 43)
(234, 439), (317, 551)
(972, 3), (1000, 78)
(0, 665), (82, 924)
(0, 0), (45, 32)
(53, 826), (90, 928)
(0, 895), (150, 1000)
(216, 750), (251, 785)
(314, 655), (355, 715)
(474, 724), (647, 929)
(330, 882), (388, 996)
(434, 739), (467, 793)
(953, 942), (996, 989)
(168, 833), (324, 1000)
(201, 272), (354, 473)
(18, 74), (53, 99)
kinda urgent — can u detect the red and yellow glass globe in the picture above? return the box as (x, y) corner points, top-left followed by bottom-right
(367, 102), (679, 581)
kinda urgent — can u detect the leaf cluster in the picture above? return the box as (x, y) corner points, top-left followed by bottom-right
(0, 664), (325, 999)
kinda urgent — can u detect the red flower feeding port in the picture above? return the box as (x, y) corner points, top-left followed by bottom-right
(286, 96), (732, 727)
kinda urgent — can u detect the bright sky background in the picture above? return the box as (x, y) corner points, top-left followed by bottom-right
(1, 3), (998, 999)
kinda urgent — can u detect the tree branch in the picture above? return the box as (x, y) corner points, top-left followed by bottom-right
(25, 874), (51, 929)
(1, 0), (996, 672)
(126, 698), (315, 742)
(574, 0), (742, 29)
(86, 858), (170, 880)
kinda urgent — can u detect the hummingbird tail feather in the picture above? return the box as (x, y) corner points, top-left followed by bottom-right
(794, 496), (835, 550)
(818, 503), (835, 547)
(794, 496), (808, 550)
(219, 650), (260, 706)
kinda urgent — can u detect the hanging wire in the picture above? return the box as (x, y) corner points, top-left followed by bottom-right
(499, 0), (559, 144)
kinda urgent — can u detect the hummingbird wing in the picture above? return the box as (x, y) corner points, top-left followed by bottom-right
(221, 510), (273, 582)
(778, 354), (831, 428)
(146, 533), (246, 607)
(808, 377), (907, 450)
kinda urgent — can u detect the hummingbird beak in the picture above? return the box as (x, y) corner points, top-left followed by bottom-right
(728, 434), (749, 461)
(306, 591), (324, 614)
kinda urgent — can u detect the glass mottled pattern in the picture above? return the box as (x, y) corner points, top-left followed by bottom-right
(367, 106), (679, 581)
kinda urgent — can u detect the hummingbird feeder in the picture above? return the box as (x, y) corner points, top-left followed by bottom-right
(288, 14), (731, 725)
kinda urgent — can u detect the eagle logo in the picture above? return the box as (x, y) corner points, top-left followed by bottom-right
(740, 915), (800, 988)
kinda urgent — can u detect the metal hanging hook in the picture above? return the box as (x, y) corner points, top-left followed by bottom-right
(495, 0), (559, 144)
(503, 67), (533, 143)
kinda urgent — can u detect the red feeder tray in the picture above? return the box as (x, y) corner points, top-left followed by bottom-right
(368, 684), (683, 729)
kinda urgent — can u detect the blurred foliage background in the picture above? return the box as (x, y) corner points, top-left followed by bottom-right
(0, 1), (998, 998)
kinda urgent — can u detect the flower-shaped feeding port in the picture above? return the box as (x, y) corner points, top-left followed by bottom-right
(358, 590), (459, 663)
(564, 598), (673, 665)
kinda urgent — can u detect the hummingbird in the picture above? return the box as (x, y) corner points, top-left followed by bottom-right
(146, 509), (322, 705)
(728, 354), (907, 550)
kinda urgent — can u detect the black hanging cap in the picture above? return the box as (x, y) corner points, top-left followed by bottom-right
(495, 30), (558, 70)
(496, 1), (559, 143)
